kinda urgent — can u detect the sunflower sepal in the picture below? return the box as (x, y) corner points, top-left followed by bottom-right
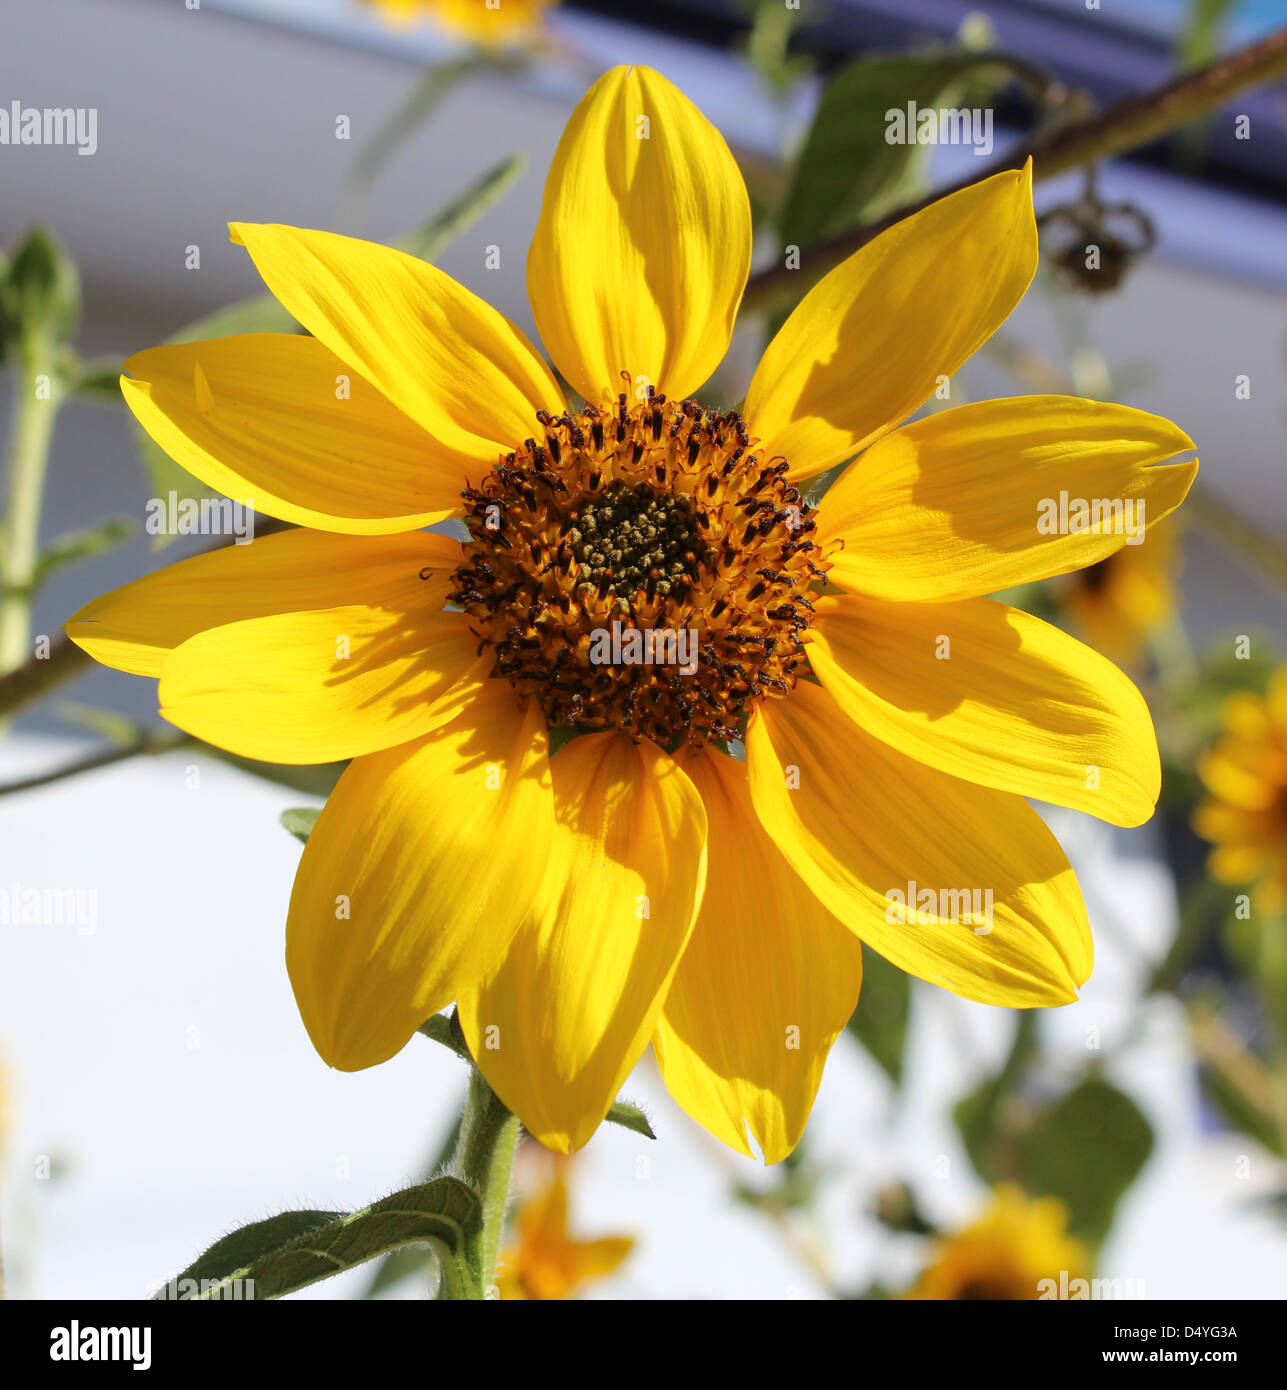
(418, 1011), (658, 1141)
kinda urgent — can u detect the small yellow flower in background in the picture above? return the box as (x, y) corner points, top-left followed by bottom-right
(358, 0), (554, 47)
(498, 1166), (634, 1299)
(1194, 669), (1287, 909)
(905, 1185), (1090, 1300)
(68, 65), (1196, 1160)
(1059, 520), (1180, 666)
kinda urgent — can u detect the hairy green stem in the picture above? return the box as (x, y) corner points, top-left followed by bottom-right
(450, 1067), (519, 1299)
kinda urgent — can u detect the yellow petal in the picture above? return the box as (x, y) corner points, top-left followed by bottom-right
(746, 682), (1091, 1007)
(1220, 692), (1272, 745)
(527, 65), (751, 404)
(66, 527), (462, 677)
(458, 733), (708, 1153)
(563, 1236), (634, 1289)
(809, 593), (1160, 828)
(653, 749), (863, 1163)
(230, 223), (563, 474)
(508, 1172), (634, 1298)
(517, 1172), (571, 1248)
(1207, 844), (1267, 885)
(1197, 745), (1282, 810)
(820, 396), (1196, 600)
(122, 334), (465, 533)
(286, 682), (556, 1071)
(1192, 799), (1279, 848)
(745, 165), (1037, 481)
(158, 595), (486, 764)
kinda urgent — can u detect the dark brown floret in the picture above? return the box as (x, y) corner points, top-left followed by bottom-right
(448, 391), (828, 748)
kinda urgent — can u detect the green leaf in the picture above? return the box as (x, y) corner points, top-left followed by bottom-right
(419, 1011), (471, 1061)
(953, 1011), (1039, 1178)
(154, 1177), (481, 1300)
(846, 945), (910, 1083)
(160, 1210), (342, 1290)
(781, 52), (1008, 250)
(548, 726), (584, 758)
(165, 293), (298, 347)
(956, 1021), (1154, 1246)
(72, 356), (126, 404)
(606, 1099), (656, 1141)
(1200, 1062), (1283, 1158)
(1177, 0), (1240, 72)
(743, 0), (812, 96)
(1015, 1079), (1154, 1246)
(32, 516), (135, 589)
(280, 807), (320, 844)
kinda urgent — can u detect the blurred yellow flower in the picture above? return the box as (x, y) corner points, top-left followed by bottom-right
(905, 1185), (1090, 1300)
(1194, 670), (1287, 908)
(498, 1170), (633, 1299)
(70, 64), (1196, 1161)
(1060, 521), (1179, 665)
(359, 0), (554, 46)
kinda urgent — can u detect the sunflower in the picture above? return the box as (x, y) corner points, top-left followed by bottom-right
(67, 66), (1197, 1160)
(358, 0), (553, 46)
(1194, 670), (1287, 909)
(1058, 518), (1179, 665)
(904, 1185), (1090, 1300)
(497, 1166), (633, 1299)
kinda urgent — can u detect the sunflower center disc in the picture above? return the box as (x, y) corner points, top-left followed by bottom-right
(448, 389), (828, 748)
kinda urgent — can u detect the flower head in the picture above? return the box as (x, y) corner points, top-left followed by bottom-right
(1194, 670), (1287, 909)
(904, 1185), (1090, 1300)
(68, 65), (1197, 1160)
